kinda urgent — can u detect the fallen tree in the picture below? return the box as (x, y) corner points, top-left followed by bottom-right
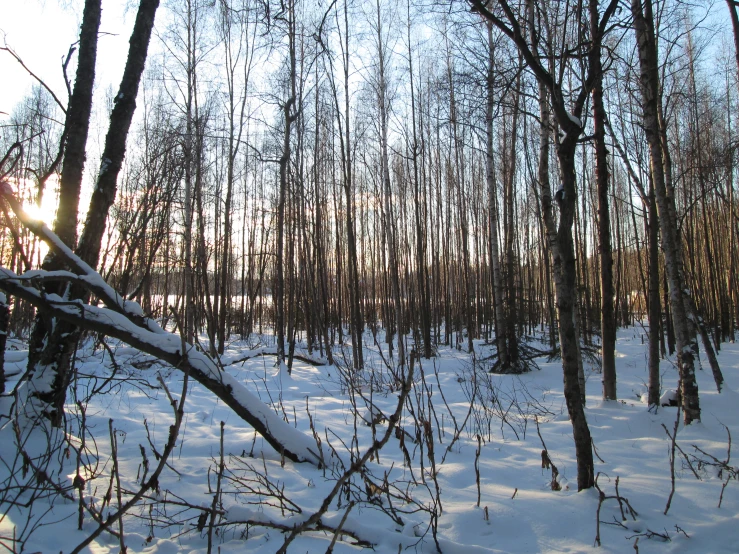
(0, 182), (321, 465)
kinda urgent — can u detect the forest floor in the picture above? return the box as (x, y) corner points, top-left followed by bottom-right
(1, 325), (738, 553)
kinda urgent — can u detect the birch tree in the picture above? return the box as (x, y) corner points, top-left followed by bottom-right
(469, 0), (621, 490)
(631, 0), (701, 423)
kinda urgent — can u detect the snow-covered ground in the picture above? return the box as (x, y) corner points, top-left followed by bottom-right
(1, 326), (738, 553)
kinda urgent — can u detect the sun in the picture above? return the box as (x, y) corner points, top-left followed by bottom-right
(16, 192), (57, 263)
(20, 183), (59, 227)
(22, 202), (52, 225)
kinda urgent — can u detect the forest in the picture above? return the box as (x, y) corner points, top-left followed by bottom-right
(0, 0), (738, 552)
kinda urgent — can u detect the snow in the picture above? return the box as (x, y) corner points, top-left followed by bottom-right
(99, 157), (112, 175)
(566, 111), (582, 128)
(660, 388), (678, 406)
(1, 327), (739, 553)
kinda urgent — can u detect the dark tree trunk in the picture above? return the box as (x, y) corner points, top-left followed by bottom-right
(344, 0), (364, 369)
(590, 0), (617, 400)
(275, 1), (299, 367)
(647, 189), (661, 407)
(503, 66), (521, 368)
(536, 78), (594, 491)
(468, 0), (626, 490)
(76, 0), (161, 267)
(25, 0), (102, 425)
(407, 3), (432, 360)
(0, 294), (8, 394)
(376, 0), (405, 370)
(486, 23), (508, 370)
(728, 0), (739, 83)
(52, 0), (102, 252)
(25, 0), (160, 427)
(555, 137), (596, 491)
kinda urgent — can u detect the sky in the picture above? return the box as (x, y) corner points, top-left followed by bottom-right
(0, 0), (133, 117)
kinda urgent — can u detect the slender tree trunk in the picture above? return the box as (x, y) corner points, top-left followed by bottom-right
(535, 80), (594, 489)
(555, 138), (595, 489)
(590, 0), (617, 400)
(216, 0), (253, 354)
(485, 24), (508, 371)
(375, 0), (404, 370)
(647, 186), (661, 406)
(0, 293), (8, 394)
(728, 0), (739, 82)
(504, 66), (521, 367)
(182, 0), (199, 345)
(341, 0), (364, 369)
(632, 0), (700, 423)
(727, 74), (737, 342)
(446, 37), (475, 354)
(407, 0), (432, 360)
(276, 0), (298, 367)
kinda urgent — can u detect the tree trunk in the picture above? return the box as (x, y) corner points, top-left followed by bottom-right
(631, 0), (700, 423)
(647, 188), (661, 406)
(728, 0), (739, 83)
(503, 60), (522, 369)
(25, 0), (101, 425)
(486, 23), (508, 371)
(375, 0), (405, 370)
(76, 0), (160, 269)
(23, 0), (101, 427)
(590, 0), (617, 400)
(216, 0), (254, 354)
(0, 293), (8, 394)
(276, 0), (298, 367)
(537, 79), (594, 490)
(51, 0), (102, 252)
(556, 143), (595, 490)
(407, 1), (432, 360)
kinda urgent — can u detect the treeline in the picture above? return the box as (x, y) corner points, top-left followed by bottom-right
(1, 0), (738, 415)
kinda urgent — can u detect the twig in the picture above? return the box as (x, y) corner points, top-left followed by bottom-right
(69, 352), (190, 553)
(475, 434), (482, 508)
(593, 473), (638, 547)
(273, 353), (417, 554)
(0, 45), (68, 113)
(662, 403), (681, 515)
(325, 501), (354, 553)
(109, 419), (127, 553)
(535, 416), (560, 491)
(207, 421), (225, 554)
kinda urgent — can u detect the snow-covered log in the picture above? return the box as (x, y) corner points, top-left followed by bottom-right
(0, 184), (321, 465)
(0, 271), (321, 465)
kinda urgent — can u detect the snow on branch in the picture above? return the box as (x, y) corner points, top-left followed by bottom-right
(0, 181), (163, 335)
(0, 183), (321, 466)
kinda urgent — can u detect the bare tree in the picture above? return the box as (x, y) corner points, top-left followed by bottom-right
(469, 0), (621, 490)
(373, 0), (405, 369)
(216, 0), (257, 354)
(24, 0), (102, 426)
(728, 0), (739, 81)
(631, 0), (701, 423)
(589, 0), (617, 400)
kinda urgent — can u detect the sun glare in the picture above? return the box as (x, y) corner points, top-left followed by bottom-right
(22, 202), (48, 224)
(20, 185), (58, 227)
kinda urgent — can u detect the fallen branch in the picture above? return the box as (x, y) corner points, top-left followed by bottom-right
(0, 184), (321, 466)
